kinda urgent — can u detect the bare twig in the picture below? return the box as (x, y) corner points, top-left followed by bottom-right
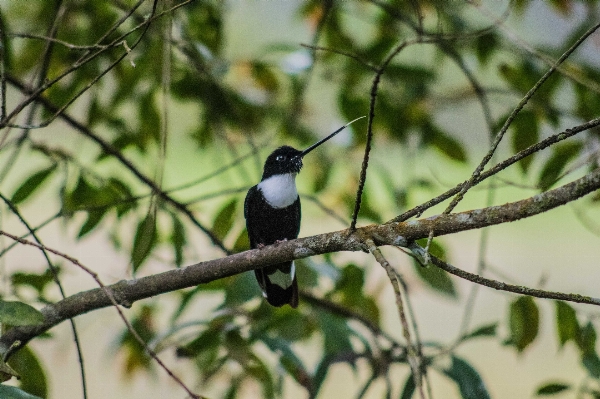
(366, 240), (425, 399)
(0, 230), (201, 399)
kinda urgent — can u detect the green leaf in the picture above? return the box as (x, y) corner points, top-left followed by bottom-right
(538, 141), (583, 191)
(423, 122), (467, 163)
(578, 321), (597, 354)
(442, 356), (491, 399)
(475, 32), (498, 65)
(261, 337), (311, 391)
(131, 213), (157, 272)
(8, 346), (47, 398)
(555, 301), (580, 348)
(536, 382), (570, 395)
(413, 240), (457, 298)
(461, 323), (498, 342)
(0, 301), (44, 326)
(582, 352), (600, 379)
(508, 296), (539, 352)
(212, 199), (237, 241)
(510, 110), (539, 173)
(0, 385), (42, 399)
(400, 373), (416, 399)
(11, 166), (56, 205)
(78, 209), (106, 238)
(232, 228), (250, 253)
(170, 214), (186, 267)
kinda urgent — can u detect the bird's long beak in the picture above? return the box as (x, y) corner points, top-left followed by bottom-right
(298, 116), (366, 158)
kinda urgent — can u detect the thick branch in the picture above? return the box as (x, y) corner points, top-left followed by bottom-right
(1, 168), (599, 353)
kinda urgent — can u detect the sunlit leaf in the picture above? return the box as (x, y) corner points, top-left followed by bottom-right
(11, 166), (56, 205)
(0, 301), (44, 326)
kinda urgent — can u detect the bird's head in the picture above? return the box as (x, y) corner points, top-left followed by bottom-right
(261, 146), (303, 180)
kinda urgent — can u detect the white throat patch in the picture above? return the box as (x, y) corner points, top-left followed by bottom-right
(258, 173), (298, 209)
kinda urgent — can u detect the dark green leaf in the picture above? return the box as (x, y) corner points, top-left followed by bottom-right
(0, 301), (44, 326)
(223, 273), (258, 307)
(582, 352), (600, 378)
(429, 128), (467, 163)
(0, 385), (42, 399)
(12, 269), (58, 296)
(170, 214), (186, 267)
(555, 301), (579, 348)
(442, 356), (491, 399)
(78, 209), (106, 238)
(538, 142), (583, 191)
(508, 296), (539, 352)
(578, 321), (597, 355)
(400, 373), (416, 399)
(475, 32), (498, 65)
(261, 337), (311, 391)
(510, 110), (539, 173)
(536, 382), (570, 395)
(461, 323), (498, 342)
(8, 347), (47, 398)
(212, 199), (237, 241)
(131, 213), (157, 272)
(11, 166), (56, 205)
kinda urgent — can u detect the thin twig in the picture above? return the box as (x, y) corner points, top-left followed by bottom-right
(366, 240), (425, 399)
(0, 230), (201, 399)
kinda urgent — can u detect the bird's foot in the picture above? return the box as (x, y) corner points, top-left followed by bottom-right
(275, 239), (288, 245)
(257, 243), (266, 249)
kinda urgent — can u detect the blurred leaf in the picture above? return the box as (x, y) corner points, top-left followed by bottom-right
(233, 227), (250, 253)
(11, 166), (56, 205)
(400, 373), (416, 399)
(475, 32), (499, 65)
(170, 213), (186, 267)
(223, 272), (258, 307)
(578, 321), (597, 355)
(118, 305), (155, 376)
(8, 347), (46, 398)
(131, 213), (157, 273)
(251, 61), (279, 92)
(0, 301), (44, 326)
(0, 385), (42, 399)
(538, 141), (582, 191)
(413, 239), (457, 298)
(508, 296), (539, 352)
(555, 301), (580, 348)
(0, 358), (19, 382)
(442, 356), (491, 399)
(510, 110), (539, 173)
(582, 352), (600, 379)
(12, 269), (58, 297)
(262, 336), (311, 391)
(78, 209), (106, 238)
(317, 310), (353, 356)
(461, 323), (498, 342)
(536, 382), (570, 395)
(423, 122), (467, 163)
(212, 199), (237, 241)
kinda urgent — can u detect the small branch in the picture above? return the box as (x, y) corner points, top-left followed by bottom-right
(0, 231), (201, 399)
(366, 240), (425, 399)
(425, 249), (600, 306)
(1, 167), (599, 352)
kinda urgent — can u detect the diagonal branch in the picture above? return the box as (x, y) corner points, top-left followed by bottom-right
(1, 167), (599, 355)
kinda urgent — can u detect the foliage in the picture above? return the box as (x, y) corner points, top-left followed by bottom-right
(0, 0), (599, 398)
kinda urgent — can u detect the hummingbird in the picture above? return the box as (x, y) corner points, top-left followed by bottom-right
(244, 116), (365, 308)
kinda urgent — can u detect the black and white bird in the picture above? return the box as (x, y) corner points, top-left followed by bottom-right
(244, 116), (365, 308)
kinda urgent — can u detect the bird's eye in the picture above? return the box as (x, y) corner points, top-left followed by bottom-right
(276, 155), (286, 161)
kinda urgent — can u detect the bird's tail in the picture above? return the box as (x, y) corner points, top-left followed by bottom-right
(255, 261), (298, 308)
